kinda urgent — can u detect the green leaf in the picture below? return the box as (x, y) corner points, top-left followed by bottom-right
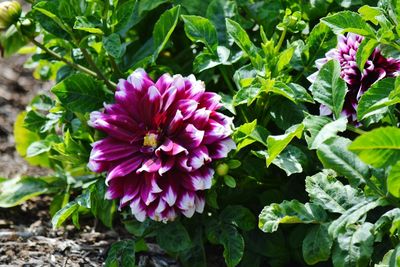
(328, 199), (383, 238)
(181, 15), (218, 53)
(305, 171), (364, 214)
(259, 200), (327, 233)
(0, 177), (50, 208)
(348, 127), (400, 168)
(317, 136), (370, 186)
(303, 115), (348, 150)
(388, 161), (400, 198)
(356, 38), (378, 71)
(266, 123), (304, 166)
(73, 16), (103, 34)
(0, 25), (29, 57)
(321, 11), (376, 37)
(220, 225), (245, 267)
(51, 73), (108, 113)
(114, 0), (139, 34)
(225, 18), (263, 70)
(332, 223), (374, 267)
(14, 112), (50, 167)
(357, 78), (399, 121)
(105, 240), (135, 267)
(103, 33), (124, 58)
(152, 5), (181, 62)
(389, 244), (400, 267)
(26, 140), (52, 157)
(157, 221), (191, 253)
(302, 224), (333, 265)
(23, 110), (48, 133)
(262, 145), (306, 176)
(90, 180), (116, 228)
(221, 205), (256, 231)
(51, 201), (80, 228)
(310, 60), (347, 119)
(223, 175), (236, 188)
(276, 47), (294, 73)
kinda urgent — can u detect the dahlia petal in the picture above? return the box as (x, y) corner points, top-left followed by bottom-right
(87, 159), (109, 173)
(195, 195), (205, 213)
(177, 99), (198, 120)
(181, 205), (196, 218)
(120, 180), (140, 206)
(105, 180), (124, 199)
(90, 138), (137, 161)
(162, 185), (178, 206)
(188, 146), (211, 170)
(208, 138), (236, 159)
(168, 110), (184, 135)
(177, 191), (195, 211)
(155, 138), (188, 157)
(182, 168), (214, 190)
(191, 108), (211, 129)
(319, 105), (333, 116)
(155, 73), (174, 94)
(203, 120), (231, 144)
(158, 157), (175, 176)
(137, 157), (162, 173)
(106, 154), (144, 183)
(199, 92), (222, 110)
(130, 197), (147, 222)
(127, 68), (154, 90)
(177, 124), (204, 149)
(161, 86), (177, 112)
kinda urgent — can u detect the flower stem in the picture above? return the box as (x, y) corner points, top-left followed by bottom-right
(275, 28), (287, 52)
(79, 47), (116, 91)
(219, 66), (236, 94)
(346, 124), (367, 135)
(30, 38), (117, 88)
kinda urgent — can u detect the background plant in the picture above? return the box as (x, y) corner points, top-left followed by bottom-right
(1, 0), (400, 266)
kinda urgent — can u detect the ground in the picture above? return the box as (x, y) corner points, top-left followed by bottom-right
(0, 56), (178, 267)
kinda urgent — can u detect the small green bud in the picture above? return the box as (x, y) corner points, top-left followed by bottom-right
(216, 163), (229, 176)
(0, 1), (22, 31)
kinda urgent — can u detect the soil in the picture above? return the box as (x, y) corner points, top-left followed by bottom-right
(0, 56), (179, 266)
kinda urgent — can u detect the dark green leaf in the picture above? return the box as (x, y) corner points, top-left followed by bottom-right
(332, 223), (374, 267)
(103, 33), (124, 58)
(105, 240), (136, 267)
(302, 224), (333, 265)
(90, 180), (116, 228)
(306, 171), (364, 214)
(357, 78), (398, 121)
(51, 73), (108, 113)
(304, 115), (347, 150)
(0, 177), (50, 208)
(225, 18), (263, 70)
(356, 38), (378, 71)
(181, 15), (218, 53)
(310, 60), (347, 119)
(317, 136), (370, 186)
(259, 200), (327, 233)
(348, 127), (400, 168)
(152, 5), (181, 62)
(321, 11), (376, 37)
(220, 205), (256, 231)
(156, 221), (191, 253)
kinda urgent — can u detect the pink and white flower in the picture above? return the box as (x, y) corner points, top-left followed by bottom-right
(88, 69), (235, 222)
(309, 33), (400, 123)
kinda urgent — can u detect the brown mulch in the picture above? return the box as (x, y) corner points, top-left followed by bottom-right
(0, 56), (179, 266)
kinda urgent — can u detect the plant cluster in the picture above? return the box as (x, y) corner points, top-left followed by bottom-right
(1, 0), (400, 266)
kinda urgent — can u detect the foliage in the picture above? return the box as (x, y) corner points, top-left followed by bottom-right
(1, 0), (400, 266)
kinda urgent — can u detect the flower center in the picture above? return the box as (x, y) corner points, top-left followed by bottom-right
(143, 132), (158, 148)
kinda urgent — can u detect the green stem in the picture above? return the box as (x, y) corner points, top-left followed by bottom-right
(30, 38), (109, 82)
(275, 28), (287, 53)
(79, 47), (116, 90)
(219, 66), (236, 94)
(110, 56), (124, 78)
(346, 125), (367, 135)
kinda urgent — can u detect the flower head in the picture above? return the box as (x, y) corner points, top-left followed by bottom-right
(88, 69), (235, 222)
(0, 1), (21, 31)
(308, 33), (400, 122)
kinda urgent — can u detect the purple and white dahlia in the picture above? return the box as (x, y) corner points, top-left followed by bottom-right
(308, 33), (400, 122)
(88, 69), (235, 222)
